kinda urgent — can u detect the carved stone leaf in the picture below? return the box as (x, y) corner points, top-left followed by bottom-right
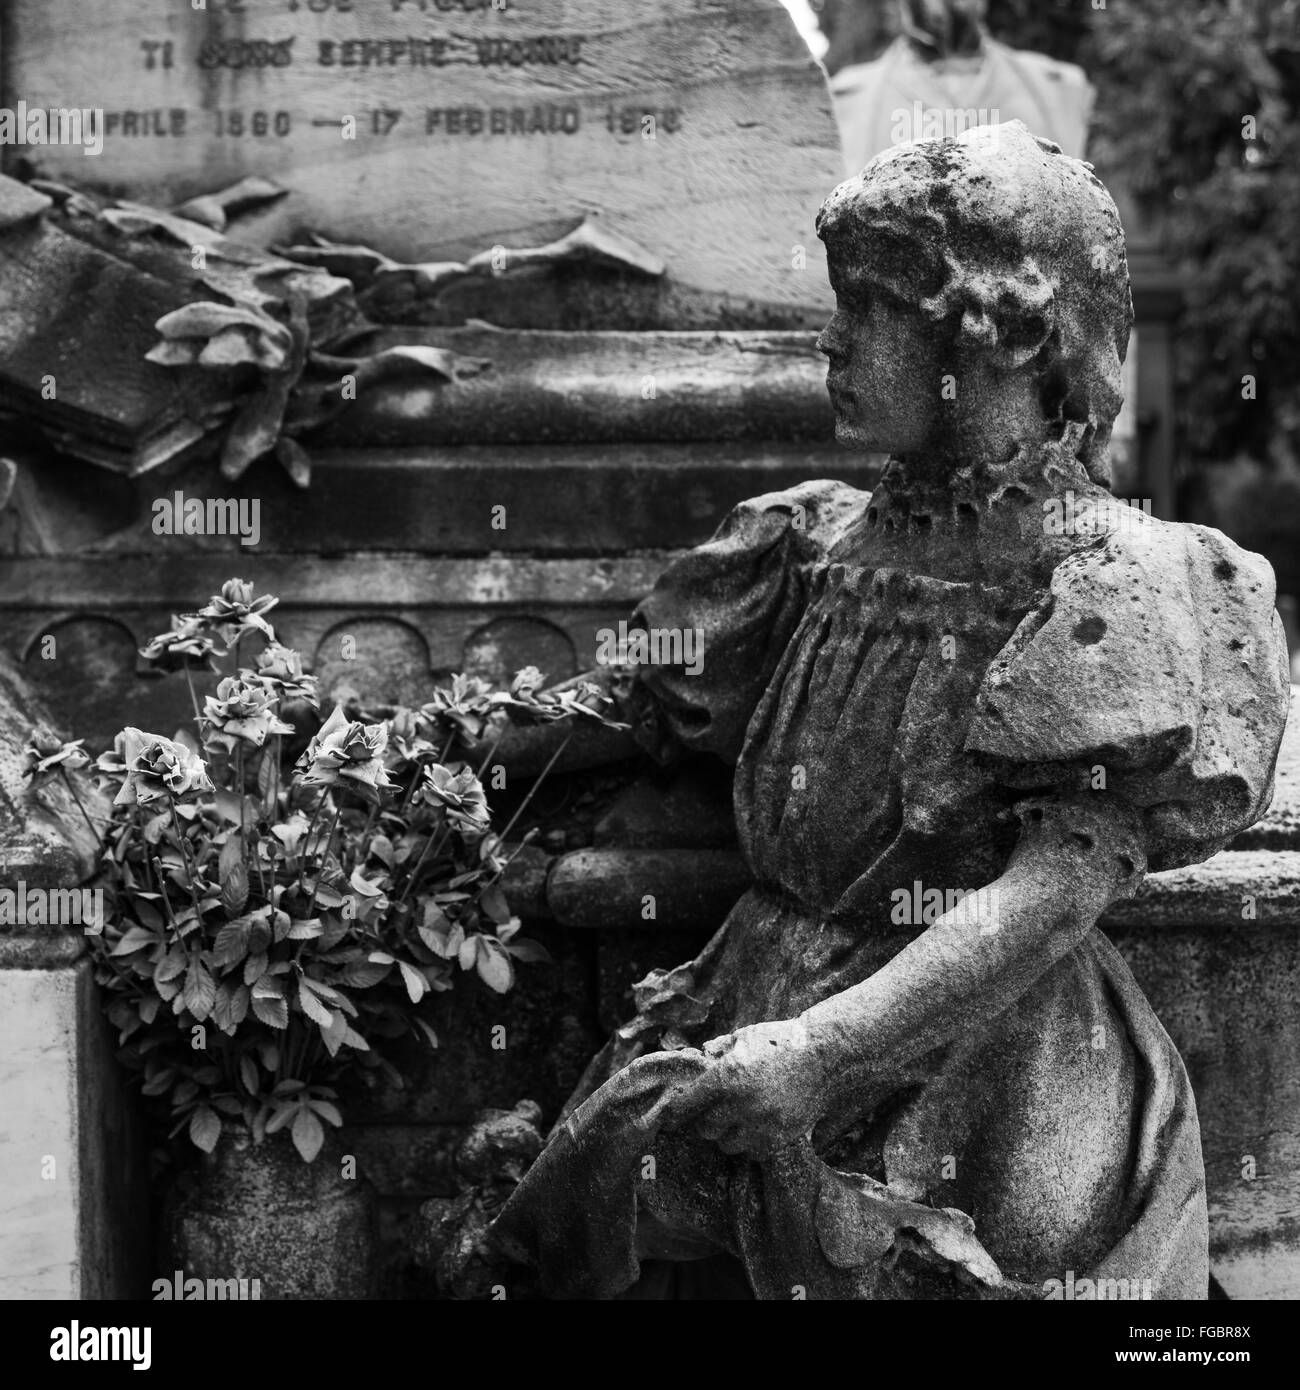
(349, 345), (491, 391)
(276, 436), (312, 488)
(463, 215), (665, 279)
(144, 339), (203, 368)
(156, 301), (288, 344)
(273, 234), (396, 286)
(197, 325), (289, 371)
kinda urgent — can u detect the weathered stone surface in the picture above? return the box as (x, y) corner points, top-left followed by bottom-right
(315, 327), (836, 445)
(1103, 852), (1300, 929)
(163, 1128), (378, 1300)
(0, 648), (103, 899)
(1113, 925), (1300, 1300)
(343, 1124), (461, 1200)
(1233, 686), (1300, 851)
(0, 961), (150, 1297)
(4, 0), (841, 320)
(548, 848), (752, 931)
(592, 765), (737, 851)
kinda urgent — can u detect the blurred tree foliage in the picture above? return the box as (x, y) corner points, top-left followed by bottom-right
(1085, 0), (1300, 472)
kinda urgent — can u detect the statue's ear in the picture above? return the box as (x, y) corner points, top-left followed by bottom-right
(990, 307), (1054, 372)
(956, 279), (1054, 372)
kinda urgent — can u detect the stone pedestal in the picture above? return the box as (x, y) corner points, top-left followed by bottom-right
(0, 653), (151, 1299)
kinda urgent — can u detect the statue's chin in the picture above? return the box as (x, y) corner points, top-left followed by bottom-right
(833, 416), (879, 451)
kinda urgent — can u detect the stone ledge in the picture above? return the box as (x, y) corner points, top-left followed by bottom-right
(1103, 852), (1300, 929)
(511, 846), (1300, 933)
(0, 931), (88, 970)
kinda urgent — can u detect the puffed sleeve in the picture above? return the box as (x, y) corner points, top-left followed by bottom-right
(964, 519), (1291, 871)
(627, 479), (865, 764)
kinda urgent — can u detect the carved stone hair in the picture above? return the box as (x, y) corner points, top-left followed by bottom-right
(815, 120), (1133, 486)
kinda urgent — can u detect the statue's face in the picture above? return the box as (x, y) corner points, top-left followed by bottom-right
(816, 285), (947, 456)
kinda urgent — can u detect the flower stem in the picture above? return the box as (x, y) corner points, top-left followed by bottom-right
(492, 732), (573, 849)
(169, 802), (203, 918)
(306, 801), (343, 918)
(59, 768), (102, 844)
(153, 855), (179, 929)
(183, 665), (202, 727)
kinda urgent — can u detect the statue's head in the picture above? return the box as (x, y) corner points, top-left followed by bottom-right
(899, 0), (987, 59)
(815, 120), (1132, 485)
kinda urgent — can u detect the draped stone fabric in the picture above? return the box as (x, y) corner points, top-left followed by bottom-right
(493, 441), (1290, 1300)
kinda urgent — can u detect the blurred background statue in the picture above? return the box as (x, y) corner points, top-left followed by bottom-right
(829, 0), (1094, 171)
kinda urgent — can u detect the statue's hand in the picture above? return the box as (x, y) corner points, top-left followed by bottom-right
(672, 1018), (827, 1159)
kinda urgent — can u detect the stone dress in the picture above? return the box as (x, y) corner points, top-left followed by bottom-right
(493, 431), (1290, 1300)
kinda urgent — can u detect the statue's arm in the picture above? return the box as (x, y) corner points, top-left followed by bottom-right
(801, 793), (1143, 1094)
(679, 792), (1146, 1156)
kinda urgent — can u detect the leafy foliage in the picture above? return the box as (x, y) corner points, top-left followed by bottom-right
(71, 579), (620, 1161)
(1085, 0), (1300, 466)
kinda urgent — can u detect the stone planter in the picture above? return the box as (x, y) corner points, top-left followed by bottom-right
(162, 1129), (377, 1300)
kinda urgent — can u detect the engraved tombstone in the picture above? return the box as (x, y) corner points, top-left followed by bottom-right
(0, 0), (841, 318)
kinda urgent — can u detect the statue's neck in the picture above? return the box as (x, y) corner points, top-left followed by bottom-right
(881, 426), (1101, 514)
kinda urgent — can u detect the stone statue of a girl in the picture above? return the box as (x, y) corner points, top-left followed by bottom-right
(491, 121), (1291, 1300)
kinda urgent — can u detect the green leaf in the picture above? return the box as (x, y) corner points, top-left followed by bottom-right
(212, 916), (254, 967)
(111, 926), (158, 957)
(340, 960), (390, 988)
(291, 1107), (325, 1162)
(243, 952), (269, 986)
(398, 961), (427, 1003)
(503, 937), (552, 964)
(307, 1099), (343, 1127)
(172, 1079), (200, 1107)
(419, 919), (464, 959)
(251, 993), (289, 1029)
(189, 1105), (222, 1154)
(320, 1009), (348, 1058)
(130, 898), (165, 931)
(219, 837), (250, 917)
(183, 961), (217, 1021)
(212, 982), (250, 1034)
(142, 810), (171, 846)
(287, 917), (323, 940)
(298, 982), (334, 1027)
(154, 948), (188, 984)
(480, 882), (511, 925)
(475, 937), (514, 994)
(265, 1100), (298, 1134)
(413, 1017), (439, 1050)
